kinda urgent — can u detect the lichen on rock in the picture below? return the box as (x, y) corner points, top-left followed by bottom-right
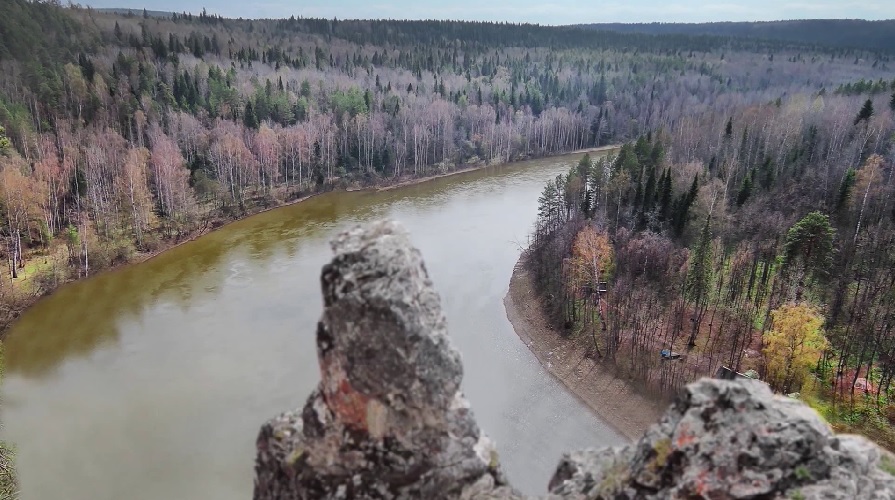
(253, 220), (519, 499)
(549, 379), (895, 499)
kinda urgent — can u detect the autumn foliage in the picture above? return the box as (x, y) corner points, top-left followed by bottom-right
(570, 226), (614, 291)
(763, 304), (828, 394)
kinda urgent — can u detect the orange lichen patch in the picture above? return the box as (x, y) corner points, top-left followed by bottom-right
(693, 469), (711, 497)
(320, 356), (372, 430)
(674, 424), (698, 448)
(327, 377), (372, 429)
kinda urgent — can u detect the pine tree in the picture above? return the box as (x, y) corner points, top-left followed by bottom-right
(243, 101), (259, 129)
(836, 168), (856, 210)
(672, 174), (699, 236)
(783, 211), (834, 282)
(642, 166), (656, 213)
(685, 216), (713, 346)
(687, 173), (699, 206)
(854, 98), (874, 125)
(658, 169), (672, 220)
(890, 90), (895, 112)
(736, 174), (753, 206)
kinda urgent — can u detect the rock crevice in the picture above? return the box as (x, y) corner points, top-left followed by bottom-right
(254, 220), (895, 500)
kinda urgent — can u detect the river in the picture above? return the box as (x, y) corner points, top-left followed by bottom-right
(2, 152), (625, 499)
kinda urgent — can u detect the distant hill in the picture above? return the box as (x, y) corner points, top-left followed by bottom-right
(577, 20), (895, 52)
(96, 7), (175, 18)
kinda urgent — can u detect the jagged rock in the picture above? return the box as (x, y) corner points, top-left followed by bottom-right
(253, 219), (895, 500)
(253, 220), (520, 500)
(548, 379), (895, 499)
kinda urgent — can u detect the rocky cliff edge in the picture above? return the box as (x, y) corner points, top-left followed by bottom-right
(253, 220), (895, 500)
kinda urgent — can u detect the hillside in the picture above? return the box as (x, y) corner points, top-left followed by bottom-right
(579, 20), (895, 52)
(0, 1), (893, 498)
(0, 0), (889, 332)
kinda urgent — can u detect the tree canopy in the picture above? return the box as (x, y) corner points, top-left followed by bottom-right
(763, 303), (828, 393)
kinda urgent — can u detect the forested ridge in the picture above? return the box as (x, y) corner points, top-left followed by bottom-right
(580, 20), (895, 52)
(0, 1), (889, 367)
(528, 73), (895, 451)
(0, 1), (881, 326)
(0, 0), (892, 493)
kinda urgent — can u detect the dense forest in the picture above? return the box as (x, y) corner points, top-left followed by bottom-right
(0, 1), (885, 328)
(0, 0), (893, 493)
(581, 20), (895, 52)
(528, 78), (895, 448)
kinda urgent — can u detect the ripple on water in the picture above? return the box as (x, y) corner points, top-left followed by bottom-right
(225, 261), (253, 288)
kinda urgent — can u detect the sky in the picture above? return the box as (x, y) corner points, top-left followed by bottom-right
(82, 0), (895, 25)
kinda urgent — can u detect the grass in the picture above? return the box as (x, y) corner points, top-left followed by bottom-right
(880, 454), (895, 477)
(802, 384), (895, 454)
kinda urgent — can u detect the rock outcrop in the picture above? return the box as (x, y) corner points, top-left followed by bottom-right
(549, 379), (895, 499)
(253, 220), (519, 499)
(254, 219), (895, 500)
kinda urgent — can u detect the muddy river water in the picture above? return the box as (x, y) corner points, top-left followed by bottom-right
(3, 152), (625, 499)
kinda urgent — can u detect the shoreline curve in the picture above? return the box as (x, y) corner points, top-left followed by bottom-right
(503, 252), (664, 441)
(2, 146), (621, 336)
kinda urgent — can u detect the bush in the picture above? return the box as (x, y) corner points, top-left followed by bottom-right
(88, 239), (135, 270)
(140, 233), (164, 253)
(32, 265), (65, 296)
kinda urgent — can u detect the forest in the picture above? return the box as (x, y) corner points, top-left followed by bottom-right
(0, 0), (892, 494)
(528, 78), (895, 450)
(581, 20), (895, 52)
(0, 2), (884, 329)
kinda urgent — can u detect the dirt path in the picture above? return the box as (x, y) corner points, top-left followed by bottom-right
(504, 255), (664, 441)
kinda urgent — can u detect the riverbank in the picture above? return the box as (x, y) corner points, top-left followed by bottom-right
(0, 189), (319, 337)
(2, 147), (620, 336)
(503, 252), (664, 441)
(378, 145), (621, 192)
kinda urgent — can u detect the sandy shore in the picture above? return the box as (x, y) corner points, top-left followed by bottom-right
(504, 254), (664, 441)
(375, 164), (487, 191)
(376, 145), (621, 192)
(569, 144), (624, 155)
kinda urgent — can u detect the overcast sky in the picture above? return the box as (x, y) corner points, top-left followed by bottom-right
(82, 0), (895, 24)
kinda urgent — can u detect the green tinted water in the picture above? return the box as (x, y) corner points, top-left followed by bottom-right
(3, 153), (625, 498)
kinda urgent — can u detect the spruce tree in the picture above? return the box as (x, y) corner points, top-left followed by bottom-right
(243, 101), (259, 129)
(736, 175), (752, 206)
(854, 98), (874, 125)
(642, 166), (657, 213)
(685, 216), (713, 345)
(658, 169), (672, 220)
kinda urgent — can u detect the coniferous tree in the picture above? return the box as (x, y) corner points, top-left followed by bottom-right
(783, 211), (834, 283)
(685, 216), (713, 346)
(658, 169), (672, 220)
(854, 98), (874, 125)
(243, 101), (259, 129)
(837, 168), (856, 211)
(736, 174), (752, 206)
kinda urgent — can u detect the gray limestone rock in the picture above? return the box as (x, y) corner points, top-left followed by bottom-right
(549, 379), (895, 499)
(253, 220), (519, 500)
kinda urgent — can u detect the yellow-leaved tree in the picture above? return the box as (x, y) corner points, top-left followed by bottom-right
(763, 303), (828, 393)
(571, 225), (614, 293)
